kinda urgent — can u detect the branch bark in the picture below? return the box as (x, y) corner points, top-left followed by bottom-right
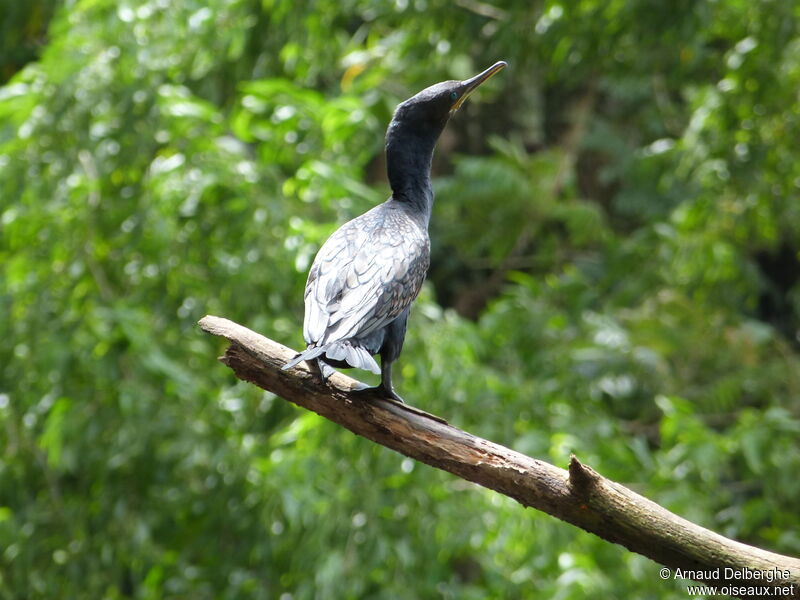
(199, 315), (800, 599)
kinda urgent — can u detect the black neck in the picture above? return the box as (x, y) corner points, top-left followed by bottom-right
(385, 118), (443, 219)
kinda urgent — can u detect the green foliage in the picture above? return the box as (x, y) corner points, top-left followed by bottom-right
(1, 0), (799, 598)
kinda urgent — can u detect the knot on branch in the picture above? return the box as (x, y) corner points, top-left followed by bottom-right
(568, 454), (601, 495)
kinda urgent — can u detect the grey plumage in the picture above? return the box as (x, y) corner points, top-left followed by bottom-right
(282, 200), (429, 378)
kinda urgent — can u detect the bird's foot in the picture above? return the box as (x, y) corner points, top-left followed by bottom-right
(348, 383), (448, 425)
(379, 384), (405, 404)
(309, 359), (334, 385)
(349, 382), (404, 403)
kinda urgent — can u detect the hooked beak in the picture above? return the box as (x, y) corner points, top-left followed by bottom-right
(451, 60), (507, 112)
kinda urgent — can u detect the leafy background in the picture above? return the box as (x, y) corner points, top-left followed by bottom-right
(1, 0), (799, 598)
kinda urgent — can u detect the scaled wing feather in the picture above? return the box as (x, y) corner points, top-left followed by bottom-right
(302, 203), (429, 349)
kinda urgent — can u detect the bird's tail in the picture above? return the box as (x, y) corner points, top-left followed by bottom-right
(282, 341), (381, 375)
(282, 345), (327, 370)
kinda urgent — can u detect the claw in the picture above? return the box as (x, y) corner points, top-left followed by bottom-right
(347, 383), (446, 425)
(349, 383), (404, 403)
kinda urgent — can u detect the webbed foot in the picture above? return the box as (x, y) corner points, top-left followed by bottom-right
(308, 358), (335, 385)
(349, 383), (404, 404)
(348, 383), (447, 425)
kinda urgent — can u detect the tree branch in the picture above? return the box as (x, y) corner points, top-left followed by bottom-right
(199, 315), (800, 599)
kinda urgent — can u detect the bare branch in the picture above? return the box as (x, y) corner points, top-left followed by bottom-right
(199, 315), (800, 599)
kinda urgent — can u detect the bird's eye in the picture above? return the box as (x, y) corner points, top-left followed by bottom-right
(450, 91), (459, 100)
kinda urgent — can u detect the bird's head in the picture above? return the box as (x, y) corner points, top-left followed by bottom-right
(391, 61), (507, 133)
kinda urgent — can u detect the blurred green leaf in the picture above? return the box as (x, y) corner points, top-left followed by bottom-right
(1, 0), (799, 598)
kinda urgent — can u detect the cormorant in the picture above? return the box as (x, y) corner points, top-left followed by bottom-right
(283, 61), (507, 401)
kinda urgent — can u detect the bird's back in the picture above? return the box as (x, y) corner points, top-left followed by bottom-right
(303, 199), (430, 349)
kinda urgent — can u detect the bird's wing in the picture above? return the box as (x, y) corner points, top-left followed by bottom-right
(303, 205), (429, 346)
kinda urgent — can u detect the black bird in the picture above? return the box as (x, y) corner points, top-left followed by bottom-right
(283, 61), (507, 401)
